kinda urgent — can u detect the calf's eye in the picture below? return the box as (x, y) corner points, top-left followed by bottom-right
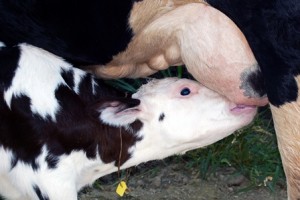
(180, 88), (191, 96)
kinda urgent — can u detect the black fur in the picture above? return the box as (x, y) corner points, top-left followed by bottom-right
(45, 154), (59, 169)
(1, 94), (42, 170)
(0, 0), (137, 66)
(0, 46), (20, 91)
(33, 185), (49, 200)
(159, 113), (165, 122)
(207, 0), (300, 106)
(61, 69), (75, 89)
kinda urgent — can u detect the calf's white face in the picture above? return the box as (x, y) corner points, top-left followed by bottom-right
(100, 78), (257, 165)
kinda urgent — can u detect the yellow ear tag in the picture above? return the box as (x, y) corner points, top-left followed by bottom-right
(116, 181), (128, 197)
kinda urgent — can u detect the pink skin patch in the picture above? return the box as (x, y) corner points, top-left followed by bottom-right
(229, 104), (257, 115)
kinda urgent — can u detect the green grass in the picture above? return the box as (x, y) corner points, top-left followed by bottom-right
(180, 107), (285, 192)
(106, 66), (285, 193)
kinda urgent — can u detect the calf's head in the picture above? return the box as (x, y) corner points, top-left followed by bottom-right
(99, 78), (257, 166)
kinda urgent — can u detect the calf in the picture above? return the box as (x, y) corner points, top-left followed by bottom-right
(0, 0), (267, 106)
(0, 43), (257, 200)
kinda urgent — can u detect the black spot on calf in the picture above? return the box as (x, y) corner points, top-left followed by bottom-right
(45, 154), (59, 169)
(61, 69), (74, 89)
(33, 185), (49, 200)
(159, 113), (165, 122)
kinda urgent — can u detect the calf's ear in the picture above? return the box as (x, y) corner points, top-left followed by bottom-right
(93, 98), (141, 127)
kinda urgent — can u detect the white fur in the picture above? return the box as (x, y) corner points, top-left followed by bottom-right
(73, 69), (86, 94)
(100, 107), (139, 126)
(91, 79), (98, 95)
(3, 44), (86, 121)
(0, 41), (5, 48)
(0, 144), (120, 200)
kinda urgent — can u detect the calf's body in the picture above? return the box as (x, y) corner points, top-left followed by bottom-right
(0, 43), (256, 200)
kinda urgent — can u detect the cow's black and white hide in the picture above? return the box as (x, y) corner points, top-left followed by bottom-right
(0, 0), (267, 106)
(204, 0), (300, 198)
(207, 0), (300, 107)
(0, 43), (257, 200)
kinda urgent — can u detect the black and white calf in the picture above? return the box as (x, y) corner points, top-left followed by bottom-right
(0, 43), (257, 200)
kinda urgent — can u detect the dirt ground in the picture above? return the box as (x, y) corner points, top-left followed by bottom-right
(79, 159), (287, 200)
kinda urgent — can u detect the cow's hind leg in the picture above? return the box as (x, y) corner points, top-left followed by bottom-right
(271, 75), (300, 200)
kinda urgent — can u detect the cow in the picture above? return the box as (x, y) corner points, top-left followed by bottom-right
(0, 0), (267, 107)
(0, 43), (257, 200)
(183, 0), (299, 199)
